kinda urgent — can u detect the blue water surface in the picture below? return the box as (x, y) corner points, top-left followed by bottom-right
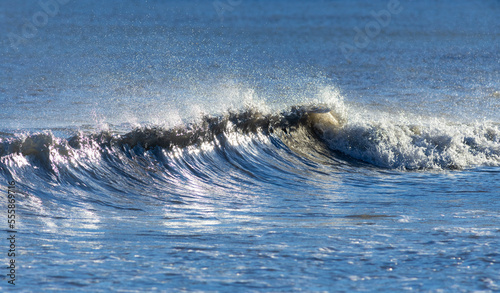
(1, 0), (500, 292)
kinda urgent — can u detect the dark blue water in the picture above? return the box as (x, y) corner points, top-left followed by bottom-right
(1, 0), (500, 292)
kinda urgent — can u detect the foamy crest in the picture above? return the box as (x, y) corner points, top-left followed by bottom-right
(321, 111), (500, 169)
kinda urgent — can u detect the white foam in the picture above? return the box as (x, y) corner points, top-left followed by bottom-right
(321, 106), (500, 169)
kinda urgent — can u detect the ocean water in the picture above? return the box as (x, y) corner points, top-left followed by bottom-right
(1, 0), (500, 292)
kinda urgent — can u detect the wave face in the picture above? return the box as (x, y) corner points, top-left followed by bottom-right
(2, 103), (500, 195)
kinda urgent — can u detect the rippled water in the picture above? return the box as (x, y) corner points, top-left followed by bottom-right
(1, 0), (500, 292)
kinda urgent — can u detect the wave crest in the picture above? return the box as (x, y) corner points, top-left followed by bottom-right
(1, 104), (499, 185)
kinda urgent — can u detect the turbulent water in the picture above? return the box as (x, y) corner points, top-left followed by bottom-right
(1, 0), (500, 292)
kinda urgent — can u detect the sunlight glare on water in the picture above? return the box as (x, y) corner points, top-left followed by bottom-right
(0, 0), (499, 292)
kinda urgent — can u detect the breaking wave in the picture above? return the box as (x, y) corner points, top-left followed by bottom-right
(1, 102), (500, 194)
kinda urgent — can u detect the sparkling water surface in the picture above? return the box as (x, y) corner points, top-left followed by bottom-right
(1, 0), (499, 292)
